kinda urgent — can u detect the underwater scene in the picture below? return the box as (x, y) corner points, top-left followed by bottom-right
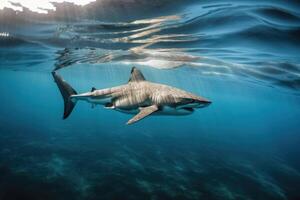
(0, 0), (300, 199)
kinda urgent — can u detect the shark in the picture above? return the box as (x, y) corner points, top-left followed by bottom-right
(52, 67), (211, 125)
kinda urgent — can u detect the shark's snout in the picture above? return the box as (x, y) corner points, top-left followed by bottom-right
(198, 97), (212, 103)
(201, 99), (212, 105)
(197, 97), (211, 103)
(192, 98), (212, 108)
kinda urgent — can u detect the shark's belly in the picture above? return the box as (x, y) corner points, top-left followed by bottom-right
(158, 106), (194, 116)
(116, 106), (193, 116)
(88, 97), (112, 105)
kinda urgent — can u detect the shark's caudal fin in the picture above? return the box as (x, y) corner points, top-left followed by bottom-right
(52, 71), (77, 119)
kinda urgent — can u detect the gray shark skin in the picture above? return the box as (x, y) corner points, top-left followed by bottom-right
(52, 67), (211, 125)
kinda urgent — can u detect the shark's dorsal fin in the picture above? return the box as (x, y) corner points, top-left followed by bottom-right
(128, 67), (146, 82)
(127, 105), (158, 125)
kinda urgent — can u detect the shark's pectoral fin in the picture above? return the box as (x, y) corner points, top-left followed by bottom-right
(126, 105), (158, 125)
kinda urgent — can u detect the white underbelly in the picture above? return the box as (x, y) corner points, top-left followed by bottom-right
(158, 106), (193, 115)
(115, 106), (193, 116)
(87, 97), (111, 105)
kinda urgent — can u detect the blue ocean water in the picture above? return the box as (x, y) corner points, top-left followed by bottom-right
(0, 0), (300, 199)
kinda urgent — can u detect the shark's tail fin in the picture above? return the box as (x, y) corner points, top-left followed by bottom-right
(52, 71), (77, 119)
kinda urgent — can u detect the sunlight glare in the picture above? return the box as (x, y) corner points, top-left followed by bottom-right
(0, 0), (96, 14)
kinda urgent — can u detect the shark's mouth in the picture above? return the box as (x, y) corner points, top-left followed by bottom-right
(182, 107), (194, 112)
